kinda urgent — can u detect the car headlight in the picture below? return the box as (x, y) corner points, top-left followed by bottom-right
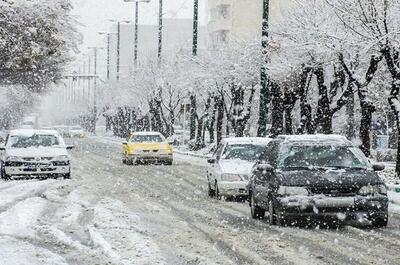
(221, 173), (244, 181)
(6, 156), (22, 162)
(167, 145), (173, 154)
(277, 186), (309, 196)
(54, 155), (69, 161)
(358, 185), (387, 195)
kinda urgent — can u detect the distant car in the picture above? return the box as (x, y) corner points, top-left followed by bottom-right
(207, 137), (272, 199)
(248, 135), (388, 228)
(68, 126), (85, 138)
(122, 132), (173, 165)
(0, 129), (73, 180)
(167, 129), (190, 146)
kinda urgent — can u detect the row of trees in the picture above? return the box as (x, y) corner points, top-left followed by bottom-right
(0, 0), (79, 129)
(96, 0), (400, 176)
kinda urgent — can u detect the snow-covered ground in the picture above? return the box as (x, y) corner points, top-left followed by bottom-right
(0, 136), (399, 265)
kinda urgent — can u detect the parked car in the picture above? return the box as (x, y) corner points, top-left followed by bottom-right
(248, 135), (388, 227)
(207, 137), (272, 199)
(68, 125), (85, 138)
(0, 129), (73, 180)
(122, 131), (173, 165)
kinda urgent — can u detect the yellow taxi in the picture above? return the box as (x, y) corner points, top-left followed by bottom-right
(122, 131), (173, 165)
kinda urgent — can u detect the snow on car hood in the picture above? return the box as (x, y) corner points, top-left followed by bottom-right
(6, 146), (68, 158)
(219, 159), (255, 175)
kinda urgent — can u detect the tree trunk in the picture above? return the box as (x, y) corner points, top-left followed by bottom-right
(216, 96), (224, 145)
(359, 103), (374, 157)
(315, 67), (333, 134)
(284, 107), (293, 135)
(346, 92), (356, 140)
(270, 81), (284, 136)
(190, 94), (197, 140)
(388, 109), (398, 149)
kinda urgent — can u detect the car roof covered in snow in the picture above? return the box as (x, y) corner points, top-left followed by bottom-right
(9, 129), (60, 137)
(276, 134), (352, 146)
(222, 137), (272, 145)
(131, 131), (163, 136)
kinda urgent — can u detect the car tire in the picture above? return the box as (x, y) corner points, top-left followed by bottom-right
(250, 193), (265, 219)
(268, 197), (278, 225)
(1, 166), (10, 181)
(208, 182), (215, 197)
(63, 173), (71, 180)
(371, 214), (388, 228)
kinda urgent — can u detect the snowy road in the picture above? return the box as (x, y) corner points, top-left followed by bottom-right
(0, 137), (400, 265)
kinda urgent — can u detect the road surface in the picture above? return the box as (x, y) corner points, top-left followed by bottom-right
(0, 137), (399, 265)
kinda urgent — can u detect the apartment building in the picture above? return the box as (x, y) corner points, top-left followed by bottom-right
(207, 0), (290, 48)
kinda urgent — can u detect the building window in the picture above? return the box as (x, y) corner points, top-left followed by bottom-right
(209, 4), (231, 21)
(218, 4), (230, 19)
(212, 30), (230, 45)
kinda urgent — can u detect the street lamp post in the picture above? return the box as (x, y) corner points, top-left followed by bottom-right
(257, 0), (270, 137)
(109, 19), (131, 80)
(192, 0), (199, 56)
(158, 0), (163, 62)
(87, 47), (104, 133)
(123, 0), (151, 67)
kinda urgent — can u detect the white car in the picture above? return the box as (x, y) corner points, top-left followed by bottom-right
(207, 137), (272, 199)
(0, 129), (73, 180)
(68, 126), (85, 138)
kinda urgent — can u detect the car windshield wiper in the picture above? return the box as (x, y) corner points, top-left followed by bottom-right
(325, 166), (367, 170)
(283, 166), (328, 171)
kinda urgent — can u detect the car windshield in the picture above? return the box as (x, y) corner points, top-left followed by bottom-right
(130, 134), (163, 143)
(9, 134), (60, 148)
(278, 145), (370, 170)
(222, 144), (267, 161)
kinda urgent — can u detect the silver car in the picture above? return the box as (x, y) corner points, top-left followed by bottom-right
(207, 137), (272, 199)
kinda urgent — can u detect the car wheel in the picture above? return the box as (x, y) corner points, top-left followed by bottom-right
(208, 182), (215, 197)
(371, 214), (388, 228)
(1, 167), (10, 181)
(63, 173), (71, 179)
(250, 193), (265, 219)
(268, 197), (277, 225)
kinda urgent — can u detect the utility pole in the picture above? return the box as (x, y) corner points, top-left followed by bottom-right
(117, 21), (121, 80)
(257, 0), (270, 137)
(134, 1), (139, 66)
(192, 0), (199, 56)
(158, 0), (163, 62)
(107, 34), (111, 79)
(88, 47), (101, 133)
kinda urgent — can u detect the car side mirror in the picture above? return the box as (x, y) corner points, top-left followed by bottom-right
(167, 140), (174, 145)
(66, 145), (74, 150)
(372, 164), (385, 172)
(207, 158), (217, 164)
(256, 163), (274, 173)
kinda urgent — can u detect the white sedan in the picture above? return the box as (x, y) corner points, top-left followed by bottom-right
(0, 129), (73, 180)
(207, 137), (272, 199)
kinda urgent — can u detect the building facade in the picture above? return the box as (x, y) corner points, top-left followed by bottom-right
(206, 0), (290, 48)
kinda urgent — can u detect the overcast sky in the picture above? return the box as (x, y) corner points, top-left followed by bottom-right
(72, 0), (207, 51)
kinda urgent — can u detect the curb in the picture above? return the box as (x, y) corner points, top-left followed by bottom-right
(175, 150), (210, 159)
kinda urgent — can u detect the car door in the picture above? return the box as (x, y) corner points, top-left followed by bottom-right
(208, 143), (225, 185)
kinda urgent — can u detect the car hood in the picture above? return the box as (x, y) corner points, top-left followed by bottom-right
(6, 147), (68, 158)
(277, 169), (383, 188)
(219, 159), (255, 175)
